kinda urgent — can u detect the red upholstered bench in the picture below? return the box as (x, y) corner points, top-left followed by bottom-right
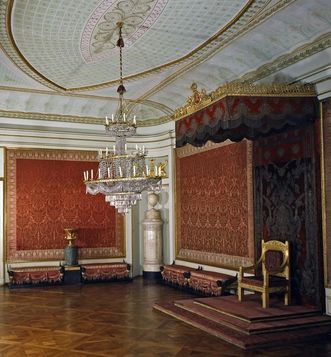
(8, 266), (64, 287)
(189, 270), (237, 296)
(160, 264), (195, 287)
(81, 262), (131, 282)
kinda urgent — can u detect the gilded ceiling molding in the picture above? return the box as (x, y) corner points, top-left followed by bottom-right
(240, 32), (331, 83)
(173, 82), (317, 120)
(134, 0), (295, 104)
(0, 85), (60, 96)
(2, 0), (269, 92)
(0, 109), (170, 126)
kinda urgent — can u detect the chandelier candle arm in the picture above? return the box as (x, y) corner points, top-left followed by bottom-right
(83, 21), (166, 215)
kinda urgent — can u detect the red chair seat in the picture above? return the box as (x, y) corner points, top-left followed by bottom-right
(241, 275), (287, 287)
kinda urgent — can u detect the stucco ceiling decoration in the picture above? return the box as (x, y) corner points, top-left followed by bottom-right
(4, 0), (270, 91)
(81, 0), (169, 63)
(0, 0), (330, 128)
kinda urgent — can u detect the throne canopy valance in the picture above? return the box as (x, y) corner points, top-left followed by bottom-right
(174, 83), (318, 148)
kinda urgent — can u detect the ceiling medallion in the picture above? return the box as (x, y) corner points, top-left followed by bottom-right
(81, 0), (168, 63)
(83, 22), (165, 214)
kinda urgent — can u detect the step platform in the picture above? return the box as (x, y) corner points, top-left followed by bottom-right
(153, 294), (331, 350)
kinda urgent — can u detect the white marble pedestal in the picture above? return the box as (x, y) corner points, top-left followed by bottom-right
(142, 193), (163, 280)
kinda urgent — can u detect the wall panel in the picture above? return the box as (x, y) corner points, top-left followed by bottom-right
(6, 148), (124, 262)
(175, 140), (254, 268)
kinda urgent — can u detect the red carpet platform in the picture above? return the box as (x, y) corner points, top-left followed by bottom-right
(153, 294), (331, 350)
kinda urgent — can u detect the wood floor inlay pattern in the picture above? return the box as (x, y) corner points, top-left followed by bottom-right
(0, 279), (330, 356)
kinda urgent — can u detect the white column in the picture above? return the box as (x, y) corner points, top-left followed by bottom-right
(142, 193), (163, 276)
(126, 210), (133, 271)
(168, 147), (175, 263)
(0, 148), (4, 285)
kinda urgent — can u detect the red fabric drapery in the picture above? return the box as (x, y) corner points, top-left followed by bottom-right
(175, 96), (318, 147)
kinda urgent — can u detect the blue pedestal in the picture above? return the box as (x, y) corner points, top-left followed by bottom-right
(64, 246), (78, 266)
(63, 266), (81, 285)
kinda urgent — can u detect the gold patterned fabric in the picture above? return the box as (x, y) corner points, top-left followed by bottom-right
(189, 270), (235, 296)
(8, 266), (64, 286)
(176, 141), (254, 268)
(81, 263), (130, 281)
(161, 265), (194, 287)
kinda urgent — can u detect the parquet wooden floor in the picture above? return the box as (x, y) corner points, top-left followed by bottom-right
(0, 278), (330, 356)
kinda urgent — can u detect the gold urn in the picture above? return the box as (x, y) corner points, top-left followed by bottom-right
(64, 228), (78, 247)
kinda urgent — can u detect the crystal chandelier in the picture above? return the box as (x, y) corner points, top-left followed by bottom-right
(83, 22), (163, 214)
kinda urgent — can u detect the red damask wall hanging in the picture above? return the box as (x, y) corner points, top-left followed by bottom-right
(176, 140), (254, 268)
(6, 149), (125, 262)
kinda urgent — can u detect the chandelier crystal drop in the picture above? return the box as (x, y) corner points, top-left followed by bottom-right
(83, 22), (164, 214)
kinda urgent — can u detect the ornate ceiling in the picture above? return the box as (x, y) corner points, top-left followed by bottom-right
(0, 0), (330, 126)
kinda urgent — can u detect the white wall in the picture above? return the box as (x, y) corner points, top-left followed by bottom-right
(0, 148), (4, 284)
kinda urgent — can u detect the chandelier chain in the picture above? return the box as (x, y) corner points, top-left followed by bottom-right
(118, 22), (124, 118)
(119, 25), (123, 87)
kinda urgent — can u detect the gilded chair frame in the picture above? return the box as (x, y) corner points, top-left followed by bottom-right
(238, 240), (290, 308)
